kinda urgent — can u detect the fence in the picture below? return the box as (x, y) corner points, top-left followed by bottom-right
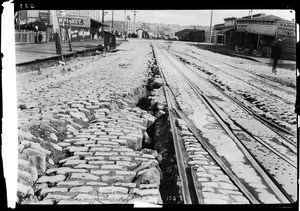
(15, 31), (47, 44)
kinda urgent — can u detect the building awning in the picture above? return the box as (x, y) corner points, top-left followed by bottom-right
(221, 26), (235, 32)
(216, 26), (235, 32)
(90, 19), (109, 27)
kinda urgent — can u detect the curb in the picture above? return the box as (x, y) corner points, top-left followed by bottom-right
(16, 46), (104, 66)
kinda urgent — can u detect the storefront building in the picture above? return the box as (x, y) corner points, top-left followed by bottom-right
(213, 13), (296, 60)
(56, 10), (91, 41)
(15, 10), (101, 42)
(212, 17), (236, 46)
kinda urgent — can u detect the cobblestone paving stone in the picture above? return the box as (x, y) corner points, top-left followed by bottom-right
(176, 119), (250, 204)
(17, 40), (163, 204)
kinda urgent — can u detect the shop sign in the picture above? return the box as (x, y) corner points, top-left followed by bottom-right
(236, 24), (247, 32)
(58, 10), (89, 17)
(277, 21), (296, 37)
(58, 17), (83, 25)
(79, 10), (90, 17)
(276, 21), (296, 47)
(66, 10), (80, 17)
(39, 12), (48, 21)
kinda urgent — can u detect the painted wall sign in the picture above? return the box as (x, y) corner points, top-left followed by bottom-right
(57, 10), (90, 17)
(58, 17), (83, 25)
(277, 21), (296, 37)
(236, 23), (277, 36)
(236, 24), (247, 32)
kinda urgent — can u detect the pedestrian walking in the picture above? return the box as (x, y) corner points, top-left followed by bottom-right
(97, 30), (100, 39)
(38, 32), (43, 44)
(271, 39), (283, 74)
(91, 30), (95, 39)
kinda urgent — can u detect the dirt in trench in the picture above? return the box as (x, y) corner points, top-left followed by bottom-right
(154, 113), (182, 204)
(136, 49), (183, 204)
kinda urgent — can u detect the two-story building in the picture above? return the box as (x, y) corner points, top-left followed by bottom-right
(128, 21), (142, 35)
(213, 13), (296, 59)
(212, 17), (236, 45)
(15, 10), (110, 42)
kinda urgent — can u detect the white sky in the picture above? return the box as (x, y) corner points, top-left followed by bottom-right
(105, 10), (295, 26)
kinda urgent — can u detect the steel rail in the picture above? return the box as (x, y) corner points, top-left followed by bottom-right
(166, 43), (297, 202)
(167, 46), (296, 144)
(169, 45), (296, 96)
(153, 42), (293, 203)
(150, 44), (193, 204)
(169, 52), (297, 162)
(169, 51), (298, 159)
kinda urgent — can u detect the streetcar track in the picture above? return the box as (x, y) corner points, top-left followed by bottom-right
(161, 43), (297, 163)
(179, 59), (297, 147)
(152, 42), (296, 203)
(166, 45), (296, 138)
(170, 50), (297, 132)
(169, 47), (295, 105)
(173, 44), (295, 93)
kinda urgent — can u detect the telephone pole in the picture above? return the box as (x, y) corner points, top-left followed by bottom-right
(209, 10), (213, 43)
(50, 10), (63, 60)
(102, 10), (104, 38)
(101, 10), (108, 38)
(111, 10), (114, 32)
(124, 10), (127, 41)
(131, 10), (139, 34)
(250, 9), (253, 18)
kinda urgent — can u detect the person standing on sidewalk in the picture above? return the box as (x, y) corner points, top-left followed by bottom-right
(34, 25), (39, 44)
(38, 32), (43, 44)
(271, 39), (283, 74)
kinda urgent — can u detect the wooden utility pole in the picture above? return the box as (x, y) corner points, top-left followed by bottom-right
(110, 10), (114, 32)
(65, 18), (72, 51)
(209, 10), (213, 43)
(131, 10), (139, 34)
(50, 10), (63, 60)
(124, 10), (127, 41)
(101, 10), (108, 38)
(102, 10), (104, 38)
(250, 9), (253, 18)
(47, 10), (50, 41)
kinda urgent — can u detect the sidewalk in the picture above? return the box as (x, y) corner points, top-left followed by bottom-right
(15, 38), (123, 65)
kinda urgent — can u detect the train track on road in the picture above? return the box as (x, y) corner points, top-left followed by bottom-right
(167, 44), (296, 134)
(171, 44), (296, 92)
(167, 43), (297, 144)
(152, 41), (296, 204)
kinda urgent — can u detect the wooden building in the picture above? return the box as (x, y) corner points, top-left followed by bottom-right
(175, 29), (206, 42)
(213, 13), (296, 60)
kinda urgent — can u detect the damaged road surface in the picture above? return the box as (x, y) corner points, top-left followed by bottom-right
(16, 39), (181, 205)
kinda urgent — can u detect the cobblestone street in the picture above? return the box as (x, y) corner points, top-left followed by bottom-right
(17, 40), (166, 204)
(4, 8), (296, 208)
